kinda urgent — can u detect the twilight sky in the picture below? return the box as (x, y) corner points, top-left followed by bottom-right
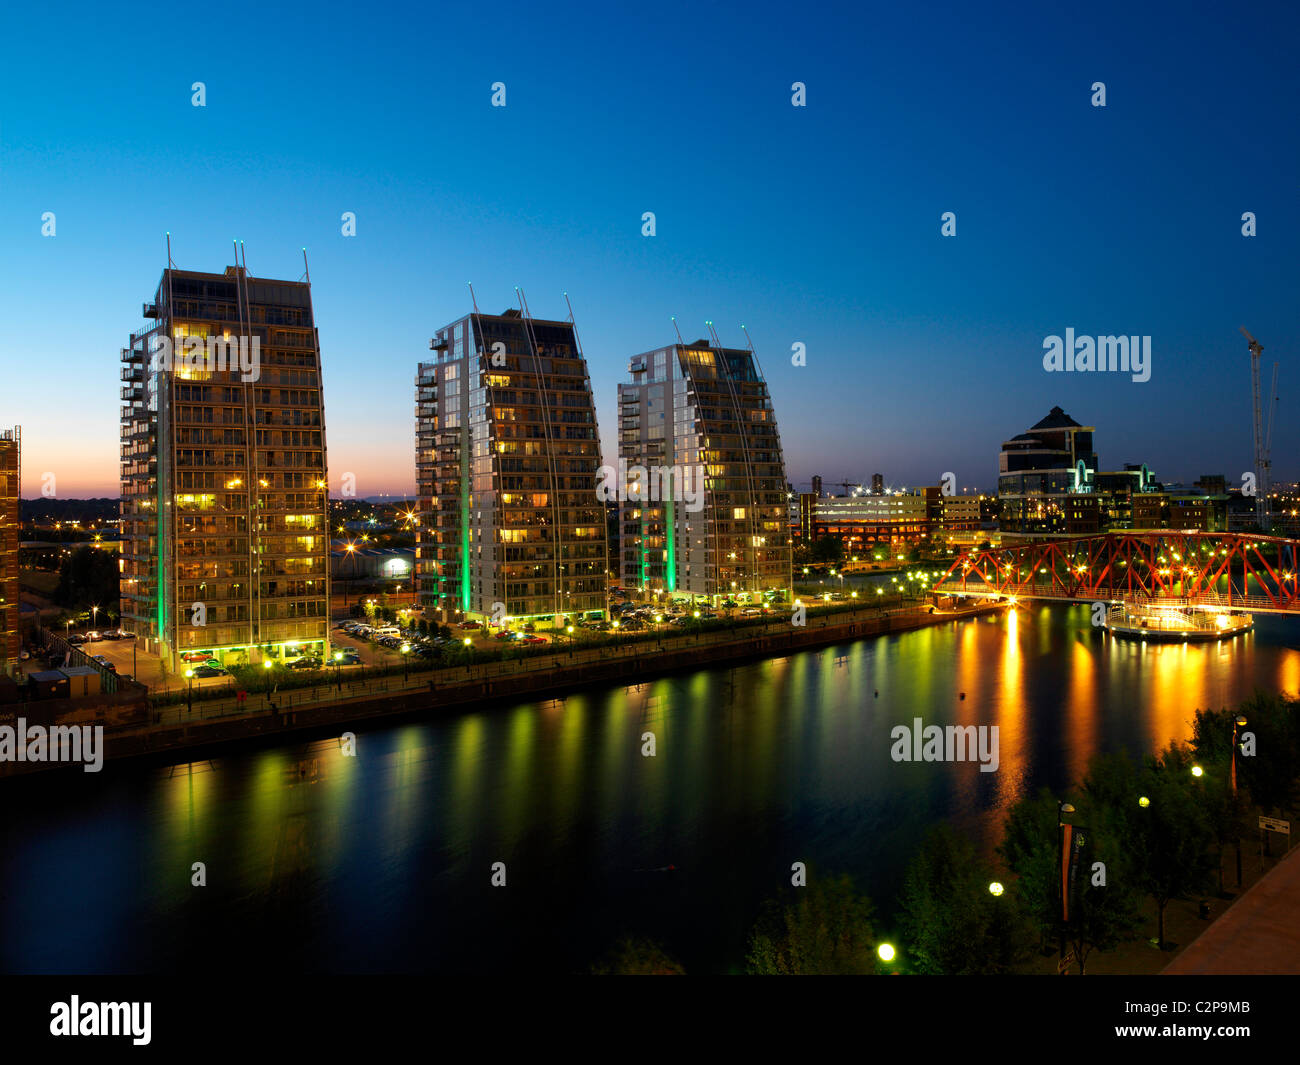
(2, 0), (1297, 499)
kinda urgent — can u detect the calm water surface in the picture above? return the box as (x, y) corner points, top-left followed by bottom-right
(4, 603), (1298, 973)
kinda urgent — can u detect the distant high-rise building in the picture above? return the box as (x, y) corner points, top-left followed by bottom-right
(415, 307), (607, 625)
(871, 473), (883, 495)
(120, 263), (331, 671)
(617, 338), (791, 598)
(997, 406), (1155, 536)
(811, 475), (823, 499)
(0, 426), (19, 677)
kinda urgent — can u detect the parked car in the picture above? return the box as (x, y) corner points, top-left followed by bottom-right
(741, 607), (763, 617)
(519, 634), (547, 645)
(459, 620), (482, 630)
(99, 630), (121, 641)
(192, 665), (227, 678)
(91, 655), (117, 673)
(115, 630), (135, 640)
(86, 631), (104, 642)
(335, 652), (362, 665)
(286, 656), (322, 671)
(180, 650), (210, 662)
(67, 634), (88, 645)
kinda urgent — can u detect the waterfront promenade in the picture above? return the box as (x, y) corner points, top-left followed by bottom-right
(1, 600), (1002, 776)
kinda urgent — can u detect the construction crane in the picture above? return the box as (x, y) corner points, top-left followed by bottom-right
(1240, 326), (1278, 531)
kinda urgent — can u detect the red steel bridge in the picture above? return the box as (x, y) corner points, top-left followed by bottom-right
(932, 532), (1300, 615)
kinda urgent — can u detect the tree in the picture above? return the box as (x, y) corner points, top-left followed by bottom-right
(899, 825), (1034, 974)
(810, 537), (844, 564)
(1230, 693), (1300, 828)
(999, 782), (1144, 973)
(1192, 707), (1259, 882)
(591, 937), (685, 975)
(53, 546), (119, 614)
(746, 874), (877, 975)
(1128, 744), (1216, 950)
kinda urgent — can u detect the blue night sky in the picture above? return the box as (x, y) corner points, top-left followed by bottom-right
(1, 0), (1296, 498)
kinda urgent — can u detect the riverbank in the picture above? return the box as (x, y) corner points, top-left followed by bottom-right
(0, 599), (1004, 779)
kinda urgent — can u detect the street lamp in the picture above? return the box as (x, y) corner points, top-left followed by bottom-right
(401, 642), (410, 681)
(877, 943), (896, 964)
(1232, 713), (1248, 886)
(1057, 802), (1076, 967)
(184, 668), (194, 714)
(334, 650), (343, 689)
(988, 881), (1005, 897)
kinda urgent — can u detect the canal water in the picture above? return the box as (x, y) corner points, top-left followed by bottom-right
(3, 603), (1298, 974)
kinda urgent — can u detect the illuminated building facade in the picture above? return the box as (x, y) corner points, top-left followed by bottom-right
(617, 338), (791, 598)
(120, 263), (331, 671)
(416, 307), (607, 625)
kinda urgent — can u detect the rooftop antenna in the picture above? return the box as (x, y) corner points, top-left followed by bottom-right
(564, 292), (588, 359)
(741, 323), (768, 380)
(468, 281), (479, 314)
(671, 316), (685, 345)
(1240, 326), (1272, 531)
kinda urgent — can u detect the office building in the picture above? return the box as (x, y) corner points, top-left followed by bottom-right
(416, 306), (607, 625)
(120, 262), (331, 671)
(997, 406), (1158, 537)
(617, 337), (791, 598)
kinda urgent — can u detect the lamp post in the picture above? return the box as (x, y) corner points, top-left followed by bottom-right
(401, 642), (410, 681)
(1232, 713), (1247, 887)
(184, 668), (194, 715)
(334, 650), (343, 690)
(1057, 801), (1076, 969)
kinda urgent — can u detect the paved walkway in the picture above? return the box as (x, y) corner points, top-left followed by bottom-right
(1163, 841), (1300, 975)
